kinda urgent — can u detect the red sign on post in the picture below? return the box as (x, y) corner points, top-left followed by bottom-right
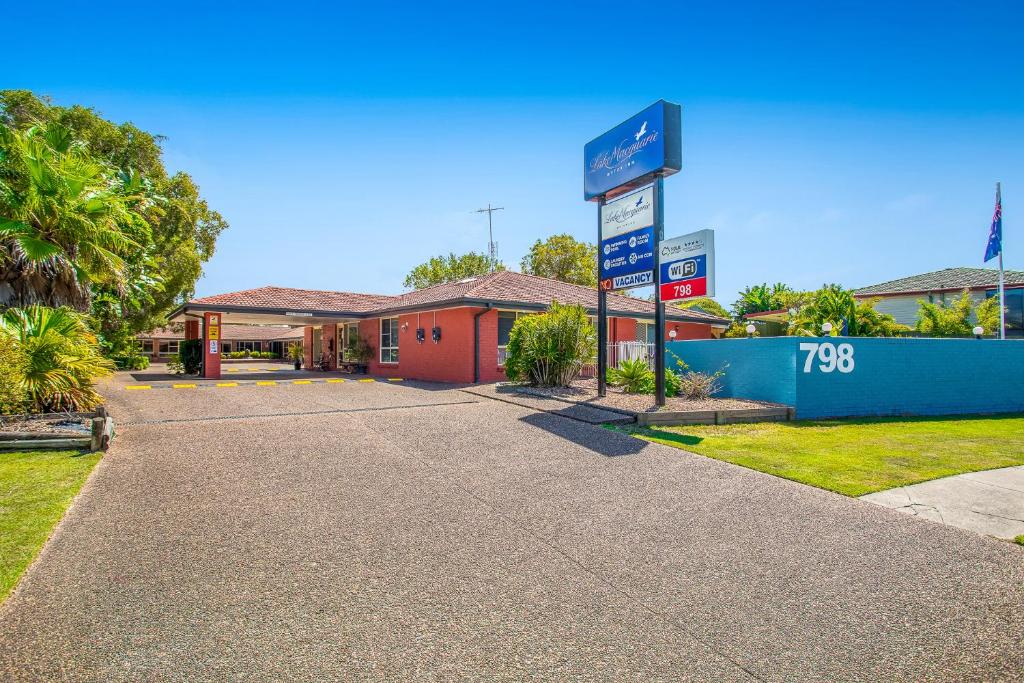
(660, 277), (707, 302)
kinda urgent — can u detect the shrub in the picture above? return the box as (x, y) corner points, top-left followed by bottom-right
(607, 357), (654, 393)
(916, 289), (1000, 337)
(664, 367), (681, 398)
(113, 354), (149, 370)
(167, 353), (184, 375)
(0, 305), (114, 412)
(0, 333), (28, 414)
(288, 342), (304, 364)
(676, 371), (723, 400)
(504, 302), (597, 386)
(607, 357), (683, 397)
(669, 351), (725, 400)
(179, 339), (203, 374)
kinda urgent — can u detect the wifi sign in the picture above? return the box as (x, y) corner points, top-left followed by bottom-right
(659, 253), (707, 302)
(668, 259), (697, 280)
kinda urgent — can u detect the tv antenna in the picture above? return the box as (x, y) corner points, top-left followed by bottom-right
(475, 204), (504, 271)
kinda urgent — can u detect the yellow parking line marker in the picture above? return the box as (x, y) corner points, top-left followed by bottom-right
(217, 382), (238, 387)
(358, 378), (375, 383)
(256, 381), (277, 386)
(387, 378), (403, 382)
(326, 378), (345, 383)
(173, 383), (196, 389)
(292, 380), (312, 385)
(227, 368), (239, 372)
(125, 385), (151, 390)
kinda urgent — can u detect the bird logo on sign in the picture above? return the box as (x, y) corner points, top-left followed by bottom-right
(634, 121), (647, 141)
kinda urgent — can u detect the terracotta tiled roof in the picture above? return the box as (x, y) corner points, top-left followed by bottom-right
(183, 272), (730, 325)
(189, 286), (397, 313)
(855, 267), (1024, 296)
(139, 325), (305, 341)
(383, 271), (727, 323)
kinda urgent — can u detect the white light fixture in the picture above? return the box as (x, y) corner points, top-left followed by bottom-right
(745, 323), (756, 337)
(821, 322), (833, 335)
(668, 328), (678, 340)
(973, 325), (984, 339)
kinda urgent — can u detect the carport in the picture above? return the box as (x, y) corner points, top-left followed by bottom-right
(168, 288), (387, 380)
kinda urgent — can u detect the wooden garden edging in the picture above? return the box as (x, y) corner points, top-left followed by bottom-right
(635, 406), (795, 427)
(0, 406), (115, 452)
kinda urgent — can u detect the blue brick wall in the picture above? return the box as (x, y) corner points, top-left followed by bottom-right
(667, 337), (1024, 419)
(668, 337), (797, 406)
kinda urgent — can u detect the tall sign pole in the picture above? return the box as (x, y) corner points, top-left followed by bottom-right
(584, 100), (682, 405)
(653, 175), (666, 406)
(597, 196), (608, 397)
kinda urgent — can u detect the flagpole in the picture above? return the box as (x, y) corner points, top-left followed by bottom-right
(997, 182), (1005, 340)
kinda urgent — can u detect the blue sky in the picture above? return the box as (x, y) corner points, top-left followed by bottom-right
(7, 0), (1023, 306)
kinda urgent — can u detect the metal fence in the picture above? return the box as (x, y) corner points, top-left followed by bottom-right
(580, 341), (656, 378)
(501, 341), (656, 379)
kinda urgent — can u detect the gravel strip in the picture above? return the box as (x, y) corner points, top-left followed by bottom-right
(500, 378), (782, 414)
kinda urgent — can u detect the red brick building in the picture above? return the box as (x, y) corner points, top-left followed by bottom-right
(169, 271), (728, 382)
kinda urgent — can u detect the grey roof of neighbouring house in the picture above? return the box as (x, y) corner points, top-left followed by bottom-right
(854, 267), (1024, 296)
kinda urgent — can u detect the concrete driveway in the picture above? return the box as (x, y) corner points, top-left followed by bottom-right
(1, 371), (1022, 681)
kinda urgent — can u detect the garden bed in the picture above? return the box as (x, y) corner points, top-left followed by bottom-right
(500, 379), (792, 426)
(0, 410), (114, 451)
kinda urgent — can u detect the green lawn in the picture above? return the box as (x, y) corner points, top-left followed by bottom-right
(615, 415), (1024, 497)
(0, 449), (101, 602)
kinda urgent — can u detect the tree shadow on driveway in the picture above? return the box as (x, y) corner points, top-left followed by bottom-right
(519, 412), (647, 458)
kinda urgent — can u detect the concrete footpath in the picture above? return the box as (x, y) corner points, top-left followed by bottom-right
(862, 465), (1024, 540)
(1, 371), (1022, 681)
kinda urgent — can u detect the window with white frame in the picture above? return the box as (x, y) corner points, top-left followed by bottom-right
(380, 318), (399, 364)
(140, 340), (154, 354)
(158, 340), (179, 356)
(497, 311), (528, 366)
(236, 341), (262, 353)
(221, 342), (231, 354)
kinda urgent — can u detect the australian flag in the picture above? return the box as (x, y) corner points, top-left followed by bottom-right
(984, 185), (1002, 262)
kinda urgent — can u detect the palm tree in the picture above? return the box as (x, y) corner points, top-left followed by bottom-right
(0, 304), (114, 411)
(731, 282), (794, 318)
(0, 122), (152, 309)
(789, 285), (908, 337)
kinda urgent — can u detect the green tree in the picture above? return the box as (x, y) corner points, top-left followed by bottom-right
(788, 284), (908, 337)
(504, 301), (597, 386)
(0, 121), (150, 309)
(731, 282), (795, 319)
(403, 251), (503, 290)
(520, 234), (597, 287)
(0, 332), (27, 413)
(0, 90), (227, 355)
(674, 296), (729, 319)
(0, 305), (114, 412)
(916, 290), (1001, 337)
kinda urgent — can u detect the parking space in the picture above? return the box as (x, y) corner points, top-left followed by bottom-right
(101, 368), (476, 427)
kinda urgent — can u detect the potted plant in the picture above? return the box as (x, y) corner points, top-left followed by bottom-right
(350, 337), (373, 374)
(288, 342), (304, 370)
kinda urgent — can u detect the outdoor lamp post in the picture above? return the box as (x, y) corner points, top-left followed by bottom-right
(973, 325), (984, 340)
(821, 322), (833, 337)
(745, 324), (756, 338)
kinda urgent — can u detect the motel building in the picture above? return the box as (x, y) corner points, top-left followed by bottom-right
(168, 271), (729, 382)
